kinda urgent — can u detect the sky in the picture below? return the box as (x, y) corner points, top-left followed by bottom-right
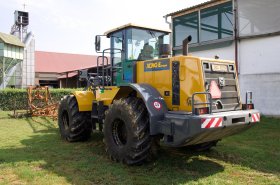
(0, 0), (207, 55)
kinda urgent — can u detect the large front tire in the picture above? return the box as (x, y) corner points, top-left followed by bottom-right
(103, 97), (152, 165)
(58, 95), (92, 142)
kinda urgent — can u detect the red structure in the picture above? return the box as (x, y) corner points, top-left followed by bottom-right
(35, 51), (99, 88)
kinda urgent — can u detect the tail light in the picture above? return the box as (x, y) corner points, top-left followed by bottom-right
(195, 107), (210, 115)
(242, 103), (254, 110)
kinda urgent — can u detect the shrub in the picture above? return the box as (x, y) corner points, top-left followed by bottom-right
(0, 88), (76, 111)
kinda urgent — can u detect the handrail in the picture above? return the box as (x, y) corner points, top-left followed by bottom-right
(96, 48), (122, 86)
(192, 92), (213, 115)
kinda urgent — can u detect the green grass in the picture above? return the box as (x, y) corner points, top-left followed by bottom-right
(0, 111), (279, 185)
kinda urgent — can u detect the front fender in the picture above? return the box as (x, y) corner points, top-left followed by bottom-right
(126, 83), (168, 135)
(72, 91), (95, 111)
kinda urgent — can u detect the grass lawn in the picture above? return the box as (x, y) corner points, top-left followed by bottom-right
(0, 111), (279, 185)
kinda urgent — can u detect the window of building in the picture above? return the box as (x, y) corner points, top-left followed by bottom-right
(173, 1), (233, 47)
(201, 6), (219, 42)
(221, 2), (233, 38)
(173, 12), (199, 46)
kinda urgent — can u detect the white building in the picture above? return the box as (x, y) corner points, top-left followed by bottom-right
(0, 32), (24, 89)
(165, 0), (280, 116)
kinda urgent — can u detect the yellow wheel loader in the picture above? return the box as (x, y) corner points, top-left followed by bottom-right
(58, 23), (260, 165)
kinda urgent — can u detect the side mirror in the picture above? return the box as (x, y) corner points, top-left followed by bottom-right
(79, 69), (88, 81)
(95, 35), (101, 51)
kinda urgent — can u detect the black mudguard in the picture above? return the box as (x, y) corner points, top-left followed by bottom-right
(126, 83), (168, 135)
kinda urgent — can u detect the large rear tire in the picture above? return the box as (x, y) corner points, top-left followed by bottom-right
(103, 97), (152, 165)
(58, 95), (92, 142)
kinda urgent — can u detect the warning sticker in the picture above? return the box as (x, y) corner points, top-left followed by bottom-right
(153, 101), (161, 110)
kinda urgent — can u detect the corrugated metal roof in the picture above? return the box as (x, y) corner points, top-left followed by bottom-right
(165, 0), (226, 17)
(35, 51), (99, 73)
(0, 32), (24, 47)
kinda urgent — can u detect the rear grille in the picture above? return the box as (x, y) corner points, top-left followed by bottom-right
(204, 64), (241, 112)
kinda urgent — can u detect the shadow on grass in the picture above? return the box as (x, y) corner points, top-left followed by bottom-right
(25, 117), (56, 133)
(0, 121), (224, 185)
(173, 118), (280, 176)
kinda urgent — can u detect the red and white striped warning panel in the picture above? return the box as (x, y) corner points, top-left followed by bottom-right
(201, 117), (223, 129)
(251, 113), (260, 122)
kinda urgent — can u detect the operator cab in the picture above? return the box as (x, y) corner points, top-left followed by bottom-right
(95, 23), (170, 86)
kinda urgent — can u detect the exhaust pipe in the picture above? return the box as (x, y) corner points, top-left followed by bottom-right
(183, 35), (192, 56)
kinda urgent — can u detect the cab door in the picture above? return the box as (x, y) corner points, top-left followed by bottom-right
(110, 30), (125, 85)
(123, 60), (136, 83)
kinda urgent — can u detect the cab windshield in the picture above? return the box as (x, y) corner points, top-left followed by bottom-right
(126, 28), (170, 61)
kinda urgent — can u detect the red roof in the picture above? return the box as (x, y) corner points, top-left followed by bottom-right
(35, 51), (98, 73)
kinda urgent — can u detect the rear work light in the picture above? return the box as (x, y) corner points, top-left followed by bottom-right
(195, 107), (210, 115)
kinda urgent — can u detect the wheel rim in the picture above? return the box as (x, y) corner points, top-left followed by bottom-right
(112, 119), (127, 146)
(62, 111), (70, 129)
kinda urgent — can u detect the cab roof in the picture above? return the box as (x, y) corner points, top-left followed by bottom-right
(104, 23), (171, 36)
